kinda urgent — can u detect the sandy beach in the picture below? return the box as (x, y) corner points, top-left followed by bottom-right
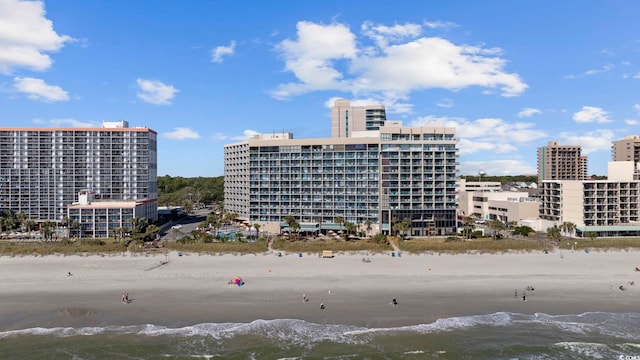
(0, 248), (639, 331)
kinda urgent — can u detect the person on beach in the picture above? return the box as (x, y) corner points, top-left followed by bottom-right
(320, 303), (325, 310)
(125, 293), (129, 303)
(514, 289), (517, 297)
(122, 293), (126, 303)
(391, 298), (398, 306)
(522, 292), (526, 301)
(302, 293), (308, 302)
(68, 272), (72, 276)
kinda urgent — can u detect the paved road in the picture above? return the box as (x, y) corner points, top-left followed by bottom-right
(160, 209), (210, 241)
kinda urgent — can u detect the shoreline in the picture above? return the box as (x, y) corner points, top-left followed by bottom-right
(1, 250), (639, 331)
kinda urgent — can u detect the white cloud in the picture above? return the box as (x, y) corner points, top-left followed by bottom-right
(634, 104), (640, 112)
(517, 107), (540, 118)
(559, 129), (615, 154)
(584, 64), (613, 75)
(436, 98), (453, 108)
(164, 127), (200, 140)
(0, 0), (73, 74)
(13, 76), (69, 102)
(625, 119), (639, 125)
(136, 78), (178, 105)
(572, 106), (612, 123)
(457, 138), (517, 154)
(272, 21), (527, 101)
(163, 128), (200, 140)
(460, 159), (536, 176)
(32, 118), (97, 127)
(211, 129), (259, 142)
(411, 116), (547, 145)
(211, 40), (236, 63)
(361, 21), (422, 48)
(423, 20), (458, 30)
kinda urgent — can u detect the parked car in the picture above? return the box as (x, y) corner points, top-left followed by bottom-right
(171, 224), (182, 229)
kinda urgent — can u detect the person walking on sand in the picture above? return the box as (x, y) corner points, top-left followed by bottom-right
(125, 293), (129, 303)
(514, 289), (517, 298)
(122, 293), (126, 303)
(320, 303), (325, 310)
(391, 298), (398, 306)
(302, 293), (308, 302)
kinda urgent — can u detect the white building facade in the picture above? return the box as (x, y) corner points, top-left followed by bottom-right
(0, 122), (158, 237)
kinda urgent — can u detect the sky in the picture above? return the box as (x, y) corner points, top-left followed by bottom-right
(1, 0), (639, 178)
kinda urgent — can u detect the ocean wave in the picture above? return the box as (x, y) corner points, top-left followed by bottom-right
(1, 312), (638, 344)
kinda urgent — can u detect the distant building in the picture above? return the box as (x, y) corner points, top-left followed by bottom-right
(331, 99), (387, 138)
(537, 141), (587, 184)
(68, 190), (157, 238)
(224, 99), (459, 236)
(457, 186), (540, 225)
(0, 122), (158, 237)
(612, 135), (640, 179)
(540, 161), (640, 237)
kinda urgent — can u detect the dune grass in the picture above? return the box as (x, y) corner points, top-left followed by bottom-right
(271, 237), (391, 254)
(397, 237), (548, 254)
(3, 235), (640, 256)
(164, 239), (269, 254)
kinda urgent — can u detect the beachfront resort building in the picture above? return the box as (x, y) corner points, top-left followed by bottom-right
(537, 141), (587, 184)
(540, 161), (640, 237)
(224, 99), (459, 236)
(0, 121), (158, 237)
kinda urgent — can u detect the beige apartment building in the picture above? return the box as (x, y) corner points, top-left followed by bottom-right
(612, 135), (640, 179)
(540, 161), (640, 237)
(537, 141), (587, 184)
(224, 99), (459, 236)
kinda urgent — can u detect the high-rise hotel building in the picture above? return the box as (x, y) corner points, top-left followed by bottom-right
(224, 100), (458, 236)
(537, 141), (587, 184)
(0, 121), (158, 237)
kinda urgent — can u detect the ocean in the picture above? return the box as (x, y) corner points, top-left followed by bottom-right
(1, 312), (638, 359)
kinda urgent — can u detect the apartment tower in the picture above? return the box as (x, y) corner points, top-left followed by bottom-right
(537, 141), (587, 184)
(225, 99), (458, 236)
(612, 135), (640, 178)
(0, 121), (158, 236)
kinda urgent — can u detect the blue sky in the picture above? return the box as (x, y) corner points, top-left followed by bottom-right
(1, 0), (639, 177)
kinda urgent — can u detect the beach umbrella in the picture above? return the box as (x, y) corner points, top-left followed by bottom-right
(234, 276), (245, 286)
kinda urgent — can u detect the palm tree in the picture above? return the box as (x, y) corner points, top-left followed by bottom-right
(546, 225), (562, 242)
(364, 219), (372, 237)
(462, 216), (476, 240)
(560, 222), (576, 239)
(487, 219), (506, 240)
(253, 223), (261, 240)
(284, 215), (299, 240)
(345, 221), (356, 240)
(334, 216), (345, 232)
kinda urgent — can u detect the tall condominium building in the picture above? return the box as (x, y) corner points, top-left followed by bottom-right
(0, 121), (158, 236)
(540, 161), (640, 237)
(537, 141), (587, 184)
(330, 99), (387, 138)
(612, 135), (640, 178)
(225, 99), (458, 236)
